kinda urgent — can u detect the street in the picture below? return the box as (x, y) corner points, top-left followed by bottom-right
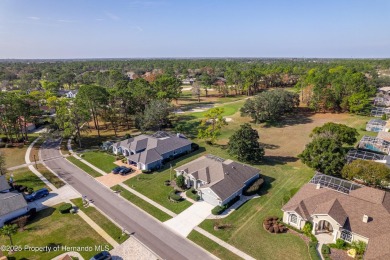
(40, 139), (216, 260)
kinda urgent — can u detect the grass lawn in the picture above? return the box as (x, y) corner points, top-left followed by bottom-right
(6, 167), (49, 191)
(188, 99), (246, 119)
(81, 151), (117, 173)
(67, 156), (102, 177)
(188, 230), (244, 260)
(0, 136), (38, 168)
(111, 185), (172, 222)
(71, 198), (129, 244)
(29, 138), (44, 162)
(0, 203), (112, 260)
(35, 164), (65, 188)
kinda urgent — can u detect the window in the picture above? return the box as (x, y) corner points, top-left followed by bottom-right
(340, 230), (352, 242)
(290, 214), (298, 224)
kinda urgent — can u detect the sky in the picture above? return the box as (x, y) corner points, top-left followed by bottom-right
(0, 0), (390, 59)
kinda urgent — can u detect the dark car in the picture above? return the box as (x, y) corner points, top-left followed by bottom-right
(25, 188), (49, 202)
(119, 167), (132, 175)
(90, 251), (111, 260)
(112, 166), (125, 174)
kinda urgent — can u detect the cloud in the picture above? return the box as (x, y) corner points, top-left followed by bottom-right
(135, 26), (143, 32)
(27, 16), (40, 20)
(105, 12), (119, 21)
(96, 18), (104, 21)
(57, 19), (76, 23)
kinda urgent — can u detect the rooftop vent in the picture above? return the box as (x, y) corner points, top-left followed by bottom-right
(363, 214), (369, 223)
(316, 183), (321, 190)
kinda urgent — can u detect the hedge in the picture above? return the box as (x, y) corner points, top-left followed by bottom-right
(308, 242), (321, 260)
(212, 206), (225, 215)
(211, 195), (241, 215)
(169, 190), (181, 202)
(59, 203), (73, 214)
(186, 188), (200, 201)
(321, 244), (330, 255)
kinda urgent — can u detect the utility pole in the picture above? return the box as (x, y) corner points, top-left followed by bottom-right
(33, 155), (38, 169)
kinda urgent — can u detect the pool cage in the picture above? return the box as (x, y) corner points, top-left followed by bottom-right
(346, 149), (386, 163)
(366, 119), (386, 132)
(358, 135), (390, 154)
(309, 172), (362, 195)
(371, 107), (390, 117)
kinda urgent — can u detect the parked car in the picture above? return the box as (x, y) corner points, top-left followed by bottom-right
(90, 251), (111, 260)
(112, 166), (125, 174)
(119, 167), (132, 175)
(25, 188), (49, 202)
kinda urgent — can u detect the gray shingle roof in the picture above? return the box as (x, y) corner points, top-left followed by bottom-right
(175, 155), (260, 201)
(0, 175), (11, 192)
(0, 192), (27, 217)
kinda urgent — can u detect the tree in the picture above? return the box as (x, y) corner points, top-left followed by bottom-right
(311, 123), (358, 146)
(153, 74), (182, 102)
(197, 107), (227, 143)
(240, 89), (299, 123)
(176, 175), (185, 188)
(192, 81), (201, 102)
(228, 123), (264, 163)
(341, 159), (390, 188)
(0, 224), (18, 246)
(0, 152), (6, 175)
(298, 137), (346, 176)
(136, 100), (173, 131)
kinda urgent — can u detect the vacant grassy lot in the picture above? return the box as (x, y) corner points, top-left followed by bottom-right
(67, 156), (102, 177)
(6, 167), (48, 191)
(0, 135), (39, 168)
(35, 164), (65, 188)
(71, 198), (129, 244)
(111, 185), (172, 222)
(0, 203), (111, 260)
(81, 151), (117, 173)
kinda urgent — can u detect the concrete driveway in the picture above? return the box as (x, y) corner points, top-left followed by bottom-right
(164, 201), (214, 237)
(29, 185), (79, 210)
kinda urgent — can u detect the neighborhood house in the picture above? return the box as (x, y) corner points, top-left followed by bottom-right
(282, 173), (390, 260)
(0, 175), (11, 193)
(112, 131), (192, 171)
(175, 155), (260, 206)
(0, 192), (29, 227)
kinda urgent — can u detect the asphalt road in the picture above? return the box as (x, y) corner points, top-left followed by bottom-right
(41, 139), (216, 260)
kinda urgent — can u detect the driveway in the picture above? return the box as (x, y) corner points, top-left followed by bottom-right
(29, 185), (79, 211)
(164, 201), (214, 237)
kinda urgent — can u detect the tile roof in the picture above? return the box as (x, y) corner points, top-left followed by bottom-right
(0, 192), (27, 217)
(282, 182), (390, 260)
(175, 155), (260, 201)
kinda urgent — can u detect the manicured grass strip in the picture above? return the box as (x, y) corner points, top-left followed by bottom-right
(29, 137), (44, 162)
(0, 203), (112, 260)
(6, 167), (49, 191)
(36, 163), (66, 188)
(82, 151), (117, 173)
(111, 185), (172, 222)
(67, 156), (102, 177)
(188, 230), (243, 260)
(71, 198), (129, 244)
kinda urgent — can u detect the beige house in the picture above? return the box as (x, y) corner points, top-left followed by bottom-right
(282, 173), (390, 259)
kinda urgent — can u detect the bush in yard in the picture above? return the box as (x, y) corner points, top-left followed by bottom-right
(351, 240), (366, 255)
(186, 188), (200, 201)
(335, 238), (346, 249)
(59, 203), (73, 214)
(262, 217), (286, 233)
(302, 222), (313, 235)
(309, 242), (321, 260)
(212, 206), (225, 215)
(176, 175), (185, 188)
(168, 190), (181, 202)
(321, 244), (330, 255)
(243, 177), (264, 196)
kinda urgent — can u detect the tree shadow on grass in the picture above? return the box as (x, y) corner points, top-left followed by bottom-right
(24, 207), (56, 228)
(262, 156), (299, 166)
(260, 142), (280, 150)
(262, 108), (315, 128)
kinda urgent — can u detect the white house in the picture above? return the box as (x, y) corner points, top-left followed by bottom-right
(282, 173), (390, 260)
(0, 192), (29, 227)
(66, 90), (78, 98)
(175, 155), (260, 206)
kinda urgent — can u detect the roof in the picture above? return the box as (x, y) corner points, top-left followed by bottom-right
(0, 175), (11, 192)
(367, 119), (386, 126)
(116, 131), (191, 165)
(282, 176), (390, 260)
(378, 131), (390, 142)
(175, 155), (260, 201)
(0, 192), (28, 217)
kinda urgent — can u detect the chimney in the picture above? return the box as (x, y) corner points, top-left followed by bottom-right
(363, 214), (369, 223)
(316, 183), (321, 190)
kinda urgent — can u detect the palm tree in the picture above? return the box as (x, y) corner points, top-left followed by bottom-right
(0, 224), (18, 246)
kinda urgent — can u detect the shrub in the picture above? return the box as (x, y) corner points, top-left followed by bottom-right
(164, 180), (171, 186)
(176, 175), (185, 188)
(308, 242), (321, 260)
(186, 188), (200, 201)
(351, 240), (366, 255)
(335, 238), (346, 249)
(321, 244), (330, 255)
(191, 143), (199, 151)
(212, 206), (225, 215)
(27, 187), (34, 194)
(168, 190), (181, 202)
(59, 203), (73, 214)
(302, 222), (313, 235)
(243, 177), (264, 196)
(142, 170), (152, 173)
